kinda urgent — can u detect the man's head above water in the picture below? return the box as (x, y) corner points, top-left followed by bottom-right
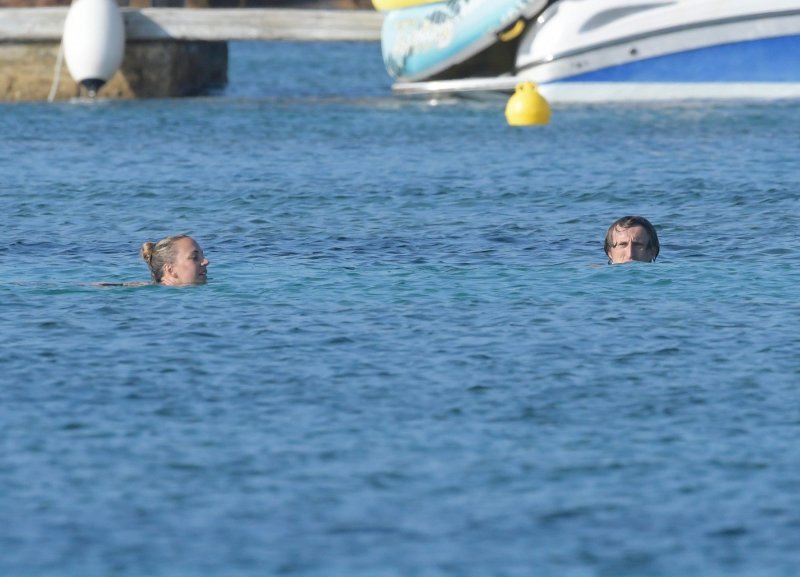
(604, 216), (660, 264)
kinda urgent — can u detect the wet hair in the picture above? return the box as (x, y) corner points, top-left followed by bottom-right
(140, 234), (190, 283)
(604, 216), (660, 262)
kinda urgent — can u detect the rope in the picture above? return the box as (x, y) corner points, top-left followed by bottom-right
(47, 40), (65, 103)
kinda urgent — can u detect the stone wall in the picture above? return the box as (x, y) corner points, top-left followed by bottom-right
(0, 40), (227, 101)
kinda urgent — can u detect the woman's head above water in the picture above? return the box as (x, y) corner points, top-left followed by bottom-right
(141, 235), (209, 286)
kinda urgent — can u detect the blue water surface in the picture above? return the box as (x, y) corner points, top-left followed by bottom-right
(1, 41), (799, 577)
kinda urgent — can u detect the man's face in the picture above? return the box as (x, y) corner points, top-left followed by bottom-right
(607, 225), (654, 264)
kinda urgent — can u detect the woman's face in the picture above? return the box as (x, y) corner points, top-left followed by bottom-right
(163, 237), (208, 286)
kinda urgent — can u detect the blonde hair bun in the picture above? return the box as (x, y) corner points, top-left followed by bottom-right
(140, 242), (156, 264)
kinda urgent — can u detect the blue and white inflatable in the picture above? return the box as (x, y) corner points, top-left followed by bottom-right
(382, 0), (547, 82)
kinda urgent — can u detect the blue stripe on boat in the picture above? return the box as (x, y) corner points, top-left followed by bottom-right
(561, 35), (800, 83)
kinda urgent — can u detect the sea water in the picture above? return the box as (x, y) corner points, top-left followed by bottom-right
(1, 41), (799, 577)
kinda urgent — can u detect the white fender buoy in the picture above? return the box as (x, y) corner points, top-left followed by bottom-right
(62, 0), (125, 97)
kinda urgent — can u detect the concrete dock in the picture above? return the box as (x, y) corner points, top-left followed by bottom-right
(0, 8), (384, 101)
(0, 7), (384, 42)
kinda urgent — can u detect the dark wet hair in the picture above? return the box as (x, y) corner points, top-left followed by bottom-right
(140, 234), (190, 283)
(604, 216), (660, 262)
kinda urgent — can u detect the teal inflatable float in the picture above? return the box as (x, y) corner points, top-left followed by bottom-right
(381, 0), (549, 82)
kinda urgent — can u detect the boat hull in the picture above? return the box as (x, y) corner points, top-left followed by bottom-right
(516, 1), (800, 81)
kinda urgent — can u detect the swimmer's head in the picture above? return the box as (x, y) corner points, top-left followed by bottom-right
(141, 235), (208, 285)
(604, 216), (659, 264)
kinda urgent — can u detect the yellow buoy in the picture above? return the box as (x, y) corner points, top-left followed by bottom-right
(505, 82), (551, 126)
